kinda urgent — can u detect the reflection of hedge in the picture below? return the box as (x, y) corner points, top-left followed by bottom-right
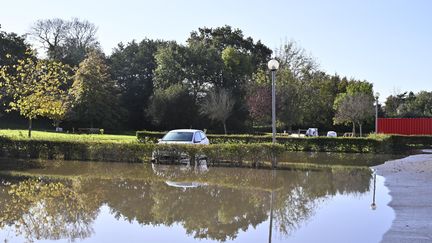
(136, 131), (432, 153)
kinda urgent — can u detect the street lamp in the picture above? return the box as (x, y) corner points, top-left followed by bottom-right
(375, 92), (380, 134)
(268, 59), (279, 144)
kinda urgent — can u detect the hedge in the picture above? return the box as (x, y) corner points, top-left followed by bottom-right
(0, 136), (284, 166)
(136, 131), (432, 153)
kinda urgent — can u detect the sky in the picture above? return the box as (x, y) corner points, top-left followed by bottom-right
(1, 0), (431, 100)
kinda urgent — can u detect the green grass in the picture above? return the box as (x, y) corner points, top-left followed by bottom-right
(0, 129), (138, 143)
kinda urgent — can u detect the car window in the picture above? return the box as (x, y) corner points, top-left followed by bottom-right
(194, 132), (202, 141)
(162, 132), (194, 141)
(200, 132), (206, 139)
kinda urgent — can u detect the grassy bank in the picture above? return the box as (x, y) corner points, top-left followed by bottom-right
(0, 129), (137, 143)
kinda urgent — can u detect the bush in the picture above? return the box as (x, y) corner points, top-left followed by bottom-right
(136, 130), (432, 153)
(0, 136), (284, 166)
(0, 136), (154, 162)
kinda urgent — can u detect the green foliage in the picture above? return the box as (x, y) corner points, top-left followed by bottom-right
(384, 91), (432, 118)
(0, 129), (137, 143)
(147, 84), (196, 129)
(188, 25), (272, 69)
(136, 131), (429, 153)
(0, 51), (74, 136)
(110, 39), (162, 129)
(154, 41), (222, 99)
(71, 50), (123, 129)
(0, 25), (29, 67)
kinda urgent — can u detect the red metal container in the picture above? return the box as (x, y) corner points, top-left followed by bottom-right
(378, 118), (432, 135)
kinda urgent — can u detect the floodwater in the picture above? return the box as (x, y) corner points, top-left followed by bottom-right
(0, 153), (397, 243)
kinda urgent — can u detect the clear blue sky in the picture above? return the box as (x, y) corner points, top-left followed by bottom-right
(1, 0), (431, 100)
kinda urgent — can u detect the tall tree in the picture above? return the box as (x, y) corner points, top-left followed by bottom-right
(386, 91), (432, 118)
(188, 25), (272, 69)
(110, 39), (163, 129)
(0, 25), (29, 66)
(71, 51), (123, 129)
(29, 18), (99, 66)
(275, 40), (318, 80)
(199, 88), (235, 134)
(147, 84), (196, 129)
(0, 51), (73, 137)
(154, 41), (223, 100)
(0, 25), (30, 114)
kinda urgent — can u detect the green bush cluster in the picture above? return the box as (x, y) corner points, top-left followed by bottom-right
(0, 137), (153, 162)
(136, 130), (432, 153)
(0, 136), (284, 166)
(152, 143), (285, 167)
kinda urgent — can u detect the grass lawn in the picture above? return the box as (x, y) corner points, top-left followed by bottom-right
(0, 129), (138, 143)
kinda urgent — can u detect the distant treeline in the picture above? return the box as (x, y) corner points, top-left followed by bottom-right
(1, 20), (431, 134)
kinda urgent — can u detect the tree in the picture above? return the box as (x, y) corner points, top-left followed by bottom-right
(275, 40), (318, 80)
(29, 18), (99, 66)
(246, 81), (271, 125)
(110, 39), (163, 129)
(199, 88), (235, 134)
(154, 41), (223, 100)
(71, 51), (123, 129)
(333, 93), (374, 136)
(0, 25), (29, 66)
(0, 25), (30, 114)
(147, 84), (196, 129)
(384, 91), (432, 118)
(188, 25), (272, 69)
(0, 51), (73, 137)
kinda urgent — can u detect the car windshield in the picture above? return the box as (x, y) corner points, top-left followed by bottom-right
(162, 132), (194, 141)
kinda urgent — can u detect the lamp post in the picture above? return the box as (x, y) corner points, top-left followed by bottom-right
(375, 92), (380, 134)
(268, 59), (279, 144)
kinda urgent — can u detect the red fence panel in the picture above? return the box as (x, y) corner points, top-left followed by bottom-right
(378, 118), (432, 135)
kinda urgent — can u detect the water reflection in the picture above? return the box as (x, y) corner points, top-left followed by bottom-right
(0, 159), (390, 243)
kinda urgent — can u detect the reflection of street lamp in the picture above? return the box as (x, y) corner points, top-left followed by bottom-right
(371, 170), (377, 210)
(268, 169), (276, 243)
(268, 59), (280, 144)
(375, 92), (380, 134)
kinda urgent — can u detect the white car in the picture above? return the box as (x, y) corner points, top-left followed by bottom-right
(327, 131), (337, 137)
(306, 128), (319, 137)
(158, 129), (209, 145)
(152, 129), (209, 163)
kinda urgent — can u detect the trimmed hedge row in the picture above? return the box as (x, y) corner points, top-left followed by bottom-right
(0, 137), (152, 162)
(0, 136), (284, 166)
(136, 131), (432, 153)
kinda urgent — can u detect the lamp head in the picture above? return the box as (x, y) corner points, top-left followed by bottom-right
(375, 92), (380, 100)
(267, 59), (280, 71)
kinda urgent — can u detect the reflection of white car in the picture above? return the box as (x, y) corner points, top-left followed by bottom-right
(165, 181), (207, 189)
(327, 131), (337, 137)
(151, 129), (209, 163)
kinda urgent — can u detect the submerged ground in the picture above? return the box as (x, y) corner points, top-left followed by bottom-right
(0, 155), (394, 243)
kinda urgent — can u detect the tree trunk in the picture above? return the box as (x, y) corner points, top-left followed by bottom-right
(352, 122), (356, 137)
(359, 123), (363, 137)
(28, 118), (32, 138)
(223, 121), (227, 135)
